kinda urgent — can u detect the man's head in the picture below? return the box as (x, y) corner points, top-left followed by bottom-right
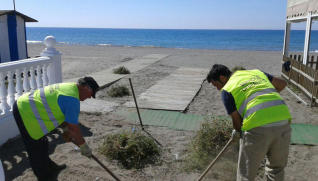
(77, 76), (99, 101)
(206, 64), (232, 90)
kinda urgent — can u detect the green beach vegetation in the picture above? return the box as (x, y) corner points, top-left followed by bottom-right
(98, 130), (161, 169)
(113, 66), (131, 74)
(184, 115), (234, 172)
(107, 85), (130, 97)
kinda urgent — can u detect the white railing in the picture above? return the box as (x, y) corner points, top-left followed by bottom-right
(0, 36), (62, 145)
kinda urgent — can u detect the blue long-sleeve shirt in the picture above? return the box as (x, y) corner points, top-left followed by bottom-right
(57, 95), (80, 124)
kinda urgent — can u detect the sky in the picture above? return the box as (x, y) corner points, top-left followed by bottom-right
(0, 0), (307, 30)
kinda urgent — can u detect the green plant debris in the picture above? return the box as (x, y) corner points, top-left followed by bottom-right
(99, 131), (161, 169)
(183, 115), (233, 172)
(113, 66), (131, 74)
(107, 85), (130, 97)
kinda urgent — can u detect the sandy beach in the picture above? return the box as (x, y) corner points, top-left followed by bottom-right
(1, 43), (318, 181)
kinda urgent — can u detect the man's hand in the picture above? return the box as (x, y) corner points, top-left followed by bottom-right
(65, 123), (86, 146)
(231, 129), (241, 142)
(80, 143), (92, 158)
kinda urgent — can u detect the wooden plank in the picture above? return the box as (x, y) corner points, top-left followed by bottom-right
(124, 67), (209, 111)
(64, 54), (169, 87)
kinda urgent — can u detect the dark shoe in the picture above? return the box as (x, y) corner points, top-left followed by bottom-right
(37, 172), (58, 181)
(48, 160), (67, 172)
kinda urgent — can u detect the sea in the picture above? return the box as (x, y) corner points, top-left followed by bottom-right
(26, 27), (318, 52)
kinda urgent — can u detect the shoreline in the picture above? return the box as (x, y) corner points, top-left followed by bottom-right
(28, 41), (285, 52)
(28, 43), (285, 81)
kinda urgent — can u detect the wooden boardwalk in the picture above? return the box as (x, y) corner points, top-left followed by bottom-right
(125, 67), (209, 111)
(64, 54), (169, 87)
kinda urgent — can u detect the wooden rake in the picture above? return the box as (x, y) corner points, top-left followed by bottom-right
(196, 134), (234, 181)
(128, 78), (162, 146)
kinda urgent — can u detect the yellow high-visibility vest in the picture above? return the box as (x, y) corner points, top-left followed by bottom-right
(222, 69), (291, 131)
(17, 83), (79, 140)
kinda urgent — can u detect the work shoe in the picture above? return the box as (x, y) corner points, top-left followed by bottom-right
(48, 160), (67, 172)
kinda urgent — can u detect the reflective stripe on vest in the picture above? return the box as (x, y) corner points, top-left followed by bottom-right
(39, 88), (59, 128)
(238, 88), (277, 116)
(29, 91), (48, 135)
(244, 99), (285, 119)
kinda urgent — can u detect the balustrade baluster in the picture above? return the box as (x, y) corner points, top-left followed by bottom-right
(15, 69), (23, 98)
(30, 67), (37, 90)
(0, 73), (10, 114)
(42, 64), (49, 86)
(23, 68), (30, 92)
(7, 71), (15, 109)
(36, 65), (43, 88)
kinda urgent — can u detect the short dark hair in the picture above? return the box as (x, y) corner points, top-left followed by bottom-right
(77, 76), (99, 98)
(206, 64), (232, 82)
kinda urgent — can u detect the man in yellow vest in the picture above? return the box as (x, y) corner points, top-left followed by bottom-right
(206, 64), (292, 181)
(13, 76), (99, 181)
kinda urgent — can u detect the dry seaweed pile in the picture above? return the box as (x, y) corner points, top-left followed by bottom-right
(113, 66), (131, 74)
(107, 85), (130, 97)
(99, 131), (161, 169)
(184, 115), (233, 171)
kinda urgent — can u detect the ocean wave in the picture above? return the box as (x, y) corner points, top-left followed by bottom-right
(98, 44), (111, 46)
(141, 45), (157, 48)
(27, 40), (42, 44)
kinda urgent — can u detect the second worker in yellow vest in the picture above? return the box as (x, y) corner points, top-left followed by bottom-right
(206, 64), (291, 181)
(13, 76), (99, 181)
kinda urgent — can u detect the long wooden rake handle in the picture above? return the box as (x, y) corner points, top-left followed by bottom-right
(196, 136), (234, 181)
(128, 78), (144, 128)
(128, 78), (162, 146)
(92, 154), (121, 181)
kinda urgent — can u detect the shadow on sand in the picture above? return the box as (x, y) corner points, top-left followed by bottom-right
(0, 123), (92, 181)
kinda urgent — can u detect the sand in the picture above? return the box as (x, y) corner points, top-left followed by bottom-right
(0, 43), (317, 181)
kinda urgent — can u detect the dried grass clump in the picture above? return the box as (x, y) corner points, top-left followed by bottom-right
(184, 115), (232, 171)
(113, 66), (131, 74)
(231, 66), (246, 72)
(107, 85), (130, 97)
(99, 131), (161, 169)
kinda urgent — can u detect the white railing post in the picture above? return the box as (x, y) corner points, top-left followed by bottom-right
(303, 12), (312, 65)
(30, 66), (37, 90)
(23, 67), (30, 92)
(7, 71), (15, 109)
(15, 69), (23, 98)
(36, 65), (43, 88)
(0, 73), (10, 114)
(42, 64), (49, 86)
(41, 36), (62, 84)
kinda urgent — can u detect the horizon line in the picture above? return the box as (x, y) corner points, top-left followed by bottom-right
(26, 26), (286, 31)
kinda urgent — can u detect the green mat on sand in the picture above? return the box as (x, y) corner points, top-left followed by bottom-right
(119, 109), (206, 131)
(290, 124), (318, 145)
(119, 109), (318, 145)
